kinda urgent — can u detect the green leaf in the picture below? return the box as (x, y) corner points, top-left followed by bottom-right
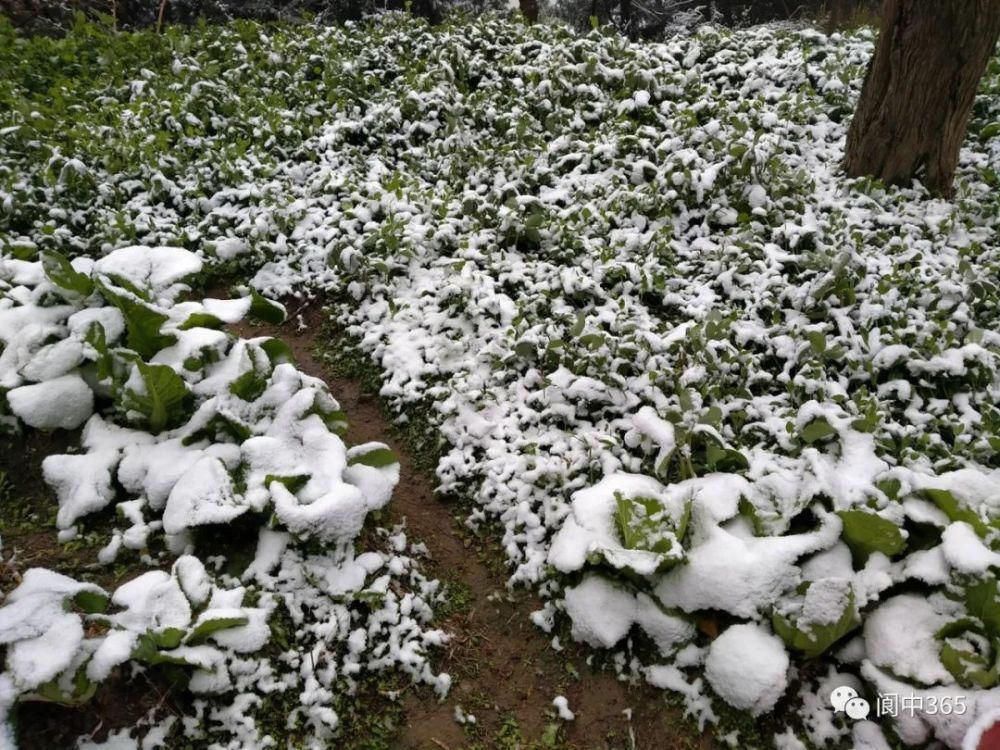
(982, 122), (1000, 140)
(24, 667), (97, 706)
(514, 340), (535, 359)
(229, 368), (269, 402)
(936, 618), (999, 688)
(806, 330), (826, 355)
(84, 322), (113, 381)
(248, 290), (286, 325)
(348, 447), (397, 468)
(153, 627), (185, 649)
(130, 633), (160, 664)
(800, 417), (837, 444)
(578, 333), (606, 350)
(739, 497), (766, 536)
(98, 282), (177, 359)
(614, 493), (675, 555)
(179, 312), (225, 330)
(965, 576), (1000, 634)
(186, 614), (249, 645)
(704, 442), (749, 473)
(72, 590), (109, 614)
(772, 584), (859, 658)
(924, 488), (988, 536)
(181, 412), (251, 445)
(122, 362), (193, 434)
(876, 478), (902, 501)
(837, 509), (906, 560)
(939, 640), (998, 688)
(321, 409), (349, 435)
(41, 250), (93, 298)
(260, 338), (294, 365)
(305, 394), (348, 435)
(264, 474), (310, 493)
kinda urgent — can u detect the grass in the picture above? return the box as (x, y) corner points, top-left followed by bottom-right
(463, 713), (570, 750)
(314, 317), (449, 477)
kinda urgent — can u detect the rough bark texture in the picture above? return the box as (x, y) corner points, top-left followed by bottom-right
(844, 0), (1000, 196)
(518, 0), (538, 22)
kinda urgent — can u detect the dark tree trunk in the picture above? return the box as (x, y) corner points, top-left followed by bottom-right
(519, 0), (538, 23)
(843, 0), (1000, 196)
(619, 0), (632, 34)
(409, 0), (441, 25)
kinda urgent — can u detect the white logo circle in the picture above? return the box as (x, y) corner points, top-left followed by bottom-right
(830, 685), (859, 712)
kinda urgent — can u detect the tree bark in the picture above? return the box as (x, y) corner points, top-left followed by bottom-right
(619, 0), (632, 34)
(519, 0), (539, 23)
(843, 0), (1000, 197)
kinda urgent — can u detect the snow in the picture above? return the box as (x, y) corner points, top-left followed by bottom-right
(67, 306), (126, 343)
(654, 510), (840, 618)
(1, 11), (1000, 748)
(43, 450), (120, 529)
(7, 373), (94, 430)
(212, 237), (248, 260)
(863, 594), (953, 686)
(87, 630), (139, 681)
(942, 522), (1000, 574)
(553, 695), (575, 720)
(563, 575), (637, 648)
(111, 571), (192, 633)
(548, 472), (686, 576)
(161, 455), (245, 535)
(853, 721), (893, 750)
(7, 611), (84, 690)
(93, 246), (203, 299)
(704, 624), (789, 716)
(173, 555), (212, 608)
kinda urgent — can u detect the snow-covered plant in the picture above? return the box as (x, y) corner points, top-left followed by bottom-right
(0, 241), (448, 745)
(0, 557), (265, 715)
(1, 246), (399, 553)
(2, 10), (1000, 749)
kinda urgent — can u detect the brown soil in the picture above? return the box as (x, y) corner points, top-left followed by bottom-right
(238, 302), (714, 750)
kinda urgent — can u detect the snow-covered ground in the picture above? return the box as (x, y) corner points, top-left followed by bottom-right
(1, 11), (999, 749)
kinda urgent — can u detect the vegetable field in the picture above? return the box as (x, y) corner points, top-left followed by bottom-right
(1, 10), (999, 750)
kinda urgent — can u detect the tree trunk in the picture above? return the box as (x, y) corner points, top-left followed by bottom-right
(519, 0), (539, 23)
(409, 0), (441, 25)
(843, 0), (1000, 196)
(620, 0), (632, 35)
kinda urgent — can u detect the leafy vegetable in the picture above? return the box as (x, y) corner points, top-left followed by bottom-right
(99, 283), (177, 359)
(41, 250), (94, 298)
(837, 509), (907, 561)
(773, 582), (860, 658)
(249, 290), (286, 325)
(347, 447), (398, 468)
(122, 361), (193, 433)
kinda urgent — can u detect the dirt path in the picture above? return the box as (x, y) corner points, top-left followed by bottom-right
(245, 304), (713, 750)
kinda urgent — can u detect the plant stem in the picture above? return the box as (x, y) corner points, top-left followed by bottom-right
(156, 0), (169, 34)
